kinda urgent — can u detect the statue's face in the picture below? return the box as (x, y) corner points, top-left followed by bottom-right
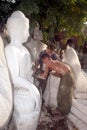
(22, 24), (29, 43)
(7, 11), (30, 44)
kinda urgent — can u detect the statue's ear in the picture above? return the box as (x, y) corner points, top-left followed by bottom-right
(0, 36), (13, 129)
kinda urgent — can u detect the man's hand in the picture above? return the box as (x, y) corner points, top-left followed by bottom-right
(50, 71), (61, 78)
(37, 73), (46, 79)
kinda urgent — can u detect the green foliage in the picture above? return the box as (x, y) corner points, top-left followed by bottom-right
(18, 0), (87, 39)
(0, 0), (21, 24)
(1, 0), (87, 42)
(19, 0), (39, 16)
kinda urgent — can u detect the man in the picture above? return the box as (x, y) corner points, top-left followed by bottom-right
(39, 44), (61, 72)
(40, 53), (74, 115)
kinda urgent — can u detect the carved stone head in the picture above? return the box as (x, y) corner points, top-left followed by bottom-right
(6, 11), (30, 44)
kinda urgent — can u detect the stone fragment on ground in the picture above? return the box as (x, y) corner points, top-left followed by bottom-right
(37, 105), (69, 130)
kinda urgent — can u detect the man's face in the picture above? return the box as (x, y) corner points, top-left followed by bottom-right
(43, 57), (49, 64)
(46, 49), (53, 55)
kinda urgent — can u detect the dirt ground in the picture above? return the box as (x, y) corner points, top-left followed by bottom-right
(37, 105), (69, 130)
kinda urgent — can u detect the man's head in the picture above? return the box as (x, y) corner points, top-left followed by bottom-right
(46, 44), (55, 55)
(66, 39), (73, 47)
(41, 52), (50, 63)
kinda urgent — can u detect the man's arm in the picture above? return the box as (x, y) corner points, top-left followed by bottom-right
(40, 63), (50, 78)
(51, 53), (61, 61)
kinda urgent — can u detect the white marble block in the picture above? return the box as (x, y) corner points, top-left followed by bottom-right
(0, 36), (13, 129)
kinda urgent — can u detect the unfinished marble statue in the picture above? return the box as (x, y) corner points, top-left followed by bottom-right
(43, 74), (60, 108)
(63, 45), (87, 97)
(5, 11), (41, 130)
(26, 22), (47, 64)
(0, 36), (13, 129)
(62, 44), (87, 130)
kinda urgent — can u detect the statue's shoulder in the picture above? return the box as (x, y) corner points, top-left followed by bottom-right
(66, 47), (75, 56)
(67, 46), (75, 53)
(5, 44), (20, 53)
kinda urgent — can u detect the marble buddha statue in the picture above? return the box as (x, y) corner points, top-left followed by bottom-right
(5, 11), (41, 130)
(26, 22), (47, 64)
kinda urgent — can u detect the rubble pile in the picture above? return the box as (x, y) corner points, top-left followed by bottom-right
(37, 105), (69, 130)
